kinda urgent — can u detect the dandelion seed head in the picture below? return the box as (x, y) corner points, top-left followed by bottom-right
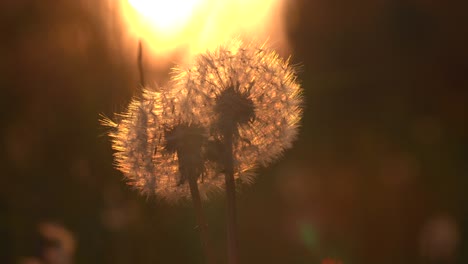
(101, 89), (226, 202)
(171, 39), (303, 183)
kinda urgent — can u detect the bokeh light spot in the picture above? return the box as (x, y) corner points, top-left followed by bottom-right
(299, 222), (318, 250)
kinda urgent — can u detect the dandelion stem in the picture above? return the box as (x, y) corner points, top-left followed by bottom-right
(187, 174), (217, 264)
(223, 131), (239, 264)
(168, 124), (217, 264)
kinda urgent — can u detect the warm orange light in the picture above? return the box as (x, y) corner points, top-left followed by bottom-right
(120, 0), (286, 59)
(127, 0), (200, 33)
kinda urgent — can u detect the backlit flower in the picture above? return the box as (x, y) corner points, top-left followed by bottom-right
(101, 89), (227, 201)
(170, 39), (303, 183)
(102, 39), (302, 201)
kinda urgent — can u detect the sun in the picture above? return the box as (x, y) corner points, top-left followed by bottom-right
(120, 0), (284, 57)
(127, 0), (201, 33)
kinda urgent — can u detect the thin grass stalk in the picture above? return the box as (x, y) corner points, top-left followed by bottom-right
(137, 40), (145, 87)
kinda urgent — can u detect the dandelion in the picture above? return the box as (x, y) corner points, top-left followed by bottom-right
(171, 39), (303, 177)
(101, 88), (218, 263)
(171, 38), (303, 264)
(102, 89), (226, 201)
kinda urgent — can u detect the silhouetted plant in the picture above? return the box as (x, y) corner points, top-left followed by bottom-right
(171, 39), (303, 174)
(101, 89), (226, 201)
(102, 38), (303, 264)
(170, 39), (303, 264)
(101, 88), (217, 263)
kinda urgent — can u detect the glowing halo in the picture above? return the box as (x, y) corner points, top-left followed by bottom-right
(119, 0), (286, 57)
(127, 0), (200, 33)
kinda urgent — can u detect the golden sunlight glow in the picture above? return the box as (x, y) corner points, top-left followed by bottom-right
(127, 0), (200, 33)
(120, 0), (286, 58)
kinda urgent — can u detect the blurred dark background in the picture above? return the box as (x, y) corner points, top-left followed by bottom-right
(1, 0), (467, 263)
